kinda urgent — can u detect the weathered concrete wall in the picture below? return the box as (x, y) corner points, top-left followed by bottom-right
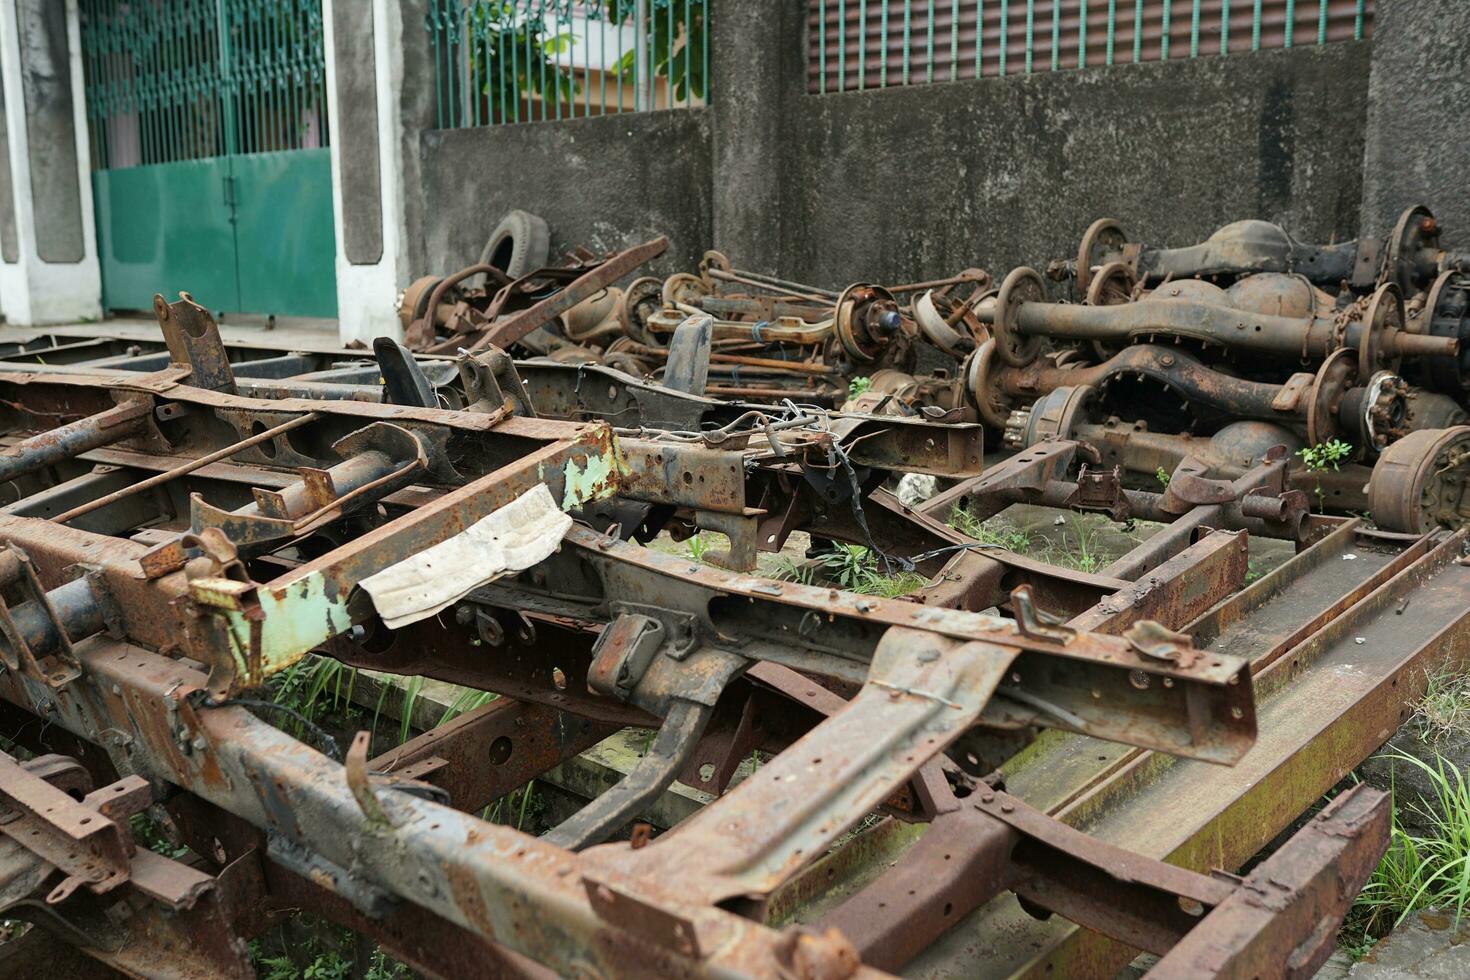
(331, 0), (383, 265)
(708, 0), (805, 273)
(414, 39), (1369, 292)
(1359, 0), (1470, 239)
(0, 71), (16, 264)
(776, 44), (1371, 288)
(418, 109), (714, 277)
(17, 0), (84, 264)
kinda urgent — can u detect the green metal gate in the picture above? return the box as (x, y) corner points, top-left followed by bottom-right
(80, 0), (337, 318)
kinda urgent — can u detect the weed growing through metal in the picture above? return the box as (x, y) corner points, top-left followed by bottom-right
(1343, 752), (1470, 951)
(817, 543), (925, 597)
(948, 510), (1032, 552)
(482, 781), (544, 833)
(439, 686), (498, 724)
(1244, 557), (1265, 585)
(848, 375), (872, 400)
(252, 917), (412, 980)
(1053, 515), (1105, 573)
(129, 812), (190, 860)
(1298, 439), (1354, 512)
(685, 533), (709, 562)
(263, 656), (366, 749)
(1413, 668), (1470, 743)
(1156, 466), (1171, 489)
(774, 556), (817, 586)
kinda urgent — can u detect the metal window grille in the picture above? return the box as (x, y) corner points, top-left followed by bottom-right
(80, 0), (330, 171)
(427, 0), (709, 129)
(808, 0), (1372, 93)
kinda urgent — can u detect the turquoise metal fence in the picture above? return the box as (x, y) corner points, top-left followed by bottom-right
(808, 0), (1372, 92)
(428, 0), (710, 129)
(79, 0), (336, 318)
(80, 0), (329, 168)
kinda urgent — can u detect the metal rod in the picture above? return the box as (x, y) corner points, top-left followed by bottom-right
(706, 267), (839, 301)
(0, 402), (150, 486)
(52, 412), (322, 525)
(626, 343), (838, 376)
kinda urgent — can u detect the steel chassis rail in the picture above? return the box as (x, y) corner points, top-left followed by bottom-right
(0, 310), (1446, 979)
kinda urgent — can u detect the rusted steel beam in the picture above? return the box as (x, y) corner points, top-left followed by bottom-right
(369, 698), (617, 814)
(0, 314), (1434, 978)
(465, 238), (668, 353)
(50, 411), (321, 524)
(1147, 784), (1389, 979)
(0, 641), (880, 980)
(483, 524), (1256, 763)
(0, 400), (148, 485)
(916, 529), (1470, 978)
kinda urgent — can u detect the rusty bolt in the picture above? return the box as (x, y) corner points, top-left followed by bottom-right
(791, 928), (861, 980)
(1000, 801), (1015, 813)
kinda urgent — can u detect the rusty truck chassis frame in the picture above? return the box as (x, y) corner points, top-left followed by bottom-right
(0, 310), (1459, 979)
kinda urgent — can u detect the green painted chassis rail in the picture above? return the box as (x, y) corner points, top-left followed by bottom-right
(193, 425), (622, 691)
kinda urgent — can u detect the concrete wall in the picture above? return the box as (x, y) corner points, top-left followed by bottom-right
(418, 108), (715, 277)
(1359, 0), (1470, 239)
(410, 28), (1370, 294)
(0, 0), (101, 325)
(776, 44), (1370, 287)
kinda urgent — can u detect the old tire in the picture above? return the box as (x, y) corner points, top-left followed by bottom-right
(479, 209), (551, 279)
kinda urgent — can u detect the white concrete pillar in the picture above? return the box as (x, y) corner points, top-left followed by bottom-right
(323, 0), (414, 344)
(0, 0), (102, 326)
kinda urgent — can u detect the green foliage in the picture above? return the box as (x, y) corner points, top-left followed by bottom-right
(685, 532), (709, 562)
(268, 655), (358, 731)
(1155, 466), (1171, 489)
(252, 920), (412, 980)
(1297, 439), (1353, 512)
(482, 780), (545, 833)
(774, 556), (817, 586)
(1344, 753), (1470, 949)
(462, 2), (578, 121)
(445, 1), (708, 125)
(1055, 515), (1103, 574)
(1298, 439), (1354, 472)
(1415, 668), (1470, 744)
(949, 509), (1115, 573)
(948, 510), (1032, 552)
(440, 686), (498, 725)
(816, 543), (926, 598)
(848, 375), (873, 400)
(129, 812), (190, 860)
(604, 0), (708, 101)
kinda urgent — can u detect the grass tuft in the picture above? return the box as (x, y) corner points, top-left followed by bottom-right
(1344, 752), (1470, 954)
(948, 510), (1032, 551)
(1414, 668), (1470, 743)
(813, 543), (926, 597)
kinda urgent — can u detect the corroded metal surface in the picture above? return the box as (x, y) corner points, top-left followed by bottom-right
(0, 251), (1463, 979)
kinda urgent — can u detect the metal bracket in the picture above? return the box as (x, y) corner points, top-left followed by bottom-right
(0, 545), (82, 688)
(0, 753), (150, 905)
(154, 292), (237, 393)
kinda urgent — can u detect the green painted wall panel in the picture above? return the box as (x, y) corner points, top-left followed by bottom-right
(232, 149), (338, 318)
(92, 158), (239, 313)
(93, 149), (337, 318)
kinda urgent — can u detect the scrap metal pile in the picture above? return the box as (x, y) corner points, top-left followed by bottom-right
(0, 209), (1467, 980)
